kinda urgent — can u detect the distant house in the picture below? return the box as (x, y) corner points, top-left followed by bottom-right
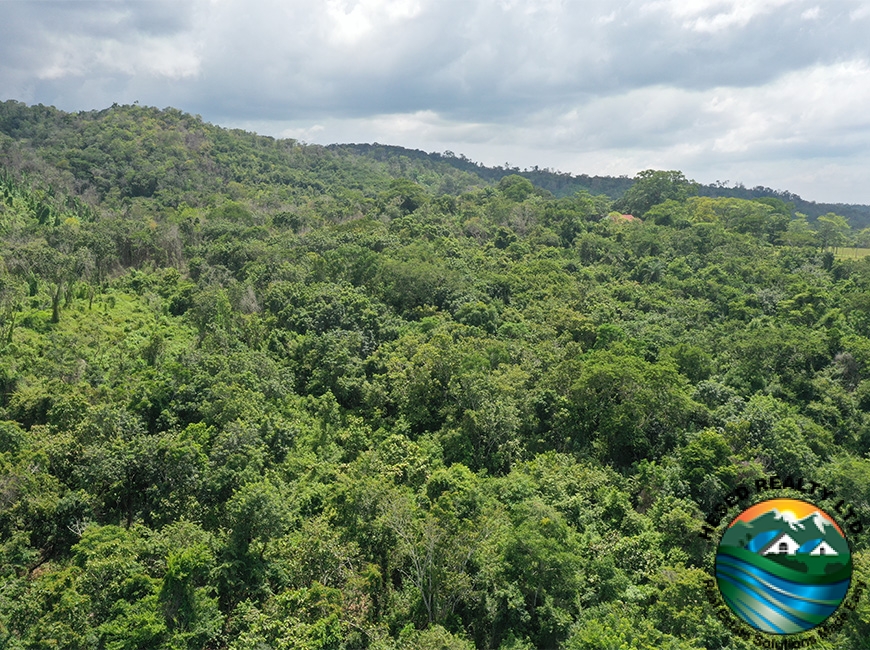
(809, 541), (838, 556)
(607, 212), (642, 224)
(761, 532), (800, 556)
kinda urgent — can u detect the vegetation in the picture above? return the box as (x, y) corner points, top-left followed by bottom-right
(2, 100), (870, 649)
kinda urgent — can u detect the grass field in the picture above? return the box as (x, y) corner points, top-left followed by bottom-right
(835, 247), (870, 259)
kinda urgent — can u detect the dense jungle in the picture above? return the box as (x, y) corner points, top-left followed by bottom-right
(2, 101), (870, 649)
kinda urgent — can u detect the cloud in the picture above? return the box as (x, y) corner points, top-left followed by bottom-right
(10, 0), (866, 119)
(2, 0), (870, 202)
(648, 0), (800, 33)
(0, 0), (203, 105)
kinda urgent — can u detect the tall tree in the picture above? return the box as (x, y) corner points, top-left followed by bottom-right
(816, 212), (851, 250)
(616, 170), (696, 217)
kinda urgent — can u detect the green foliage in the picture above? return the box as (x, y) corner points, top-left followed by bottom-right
(382, 179), (430, 215)
(4, 101), (870, 649)
(565, 349), (697, 466)
(564, 602), (701, 649)
(680, 430), (736, 489)
(616, 170), (697, 217)
(497, 175), (535, 202)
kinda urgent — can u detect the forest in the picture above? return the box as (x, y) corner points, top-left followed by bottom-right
(2, 100), (870, 649)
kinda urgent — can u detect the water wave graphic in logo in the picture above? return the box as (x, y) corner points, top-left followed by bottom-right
(715, 498), (852, 635)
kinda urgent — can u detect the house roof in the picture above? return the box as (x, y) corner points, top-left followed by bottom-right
(608, 213), (641, 223)
(809, 540), (838, 556)
(761, 531), (800, 554)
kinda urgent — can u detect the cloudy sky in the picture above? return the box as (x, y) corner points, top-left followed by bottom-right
(2, 0), (870, 204)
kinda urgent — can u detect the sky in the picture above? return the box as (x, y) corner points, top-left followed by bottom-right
(2, 0), (870, 204)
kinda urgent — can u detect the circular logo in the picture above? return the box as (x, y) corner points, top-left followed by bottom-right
(715, 498), (853, 635)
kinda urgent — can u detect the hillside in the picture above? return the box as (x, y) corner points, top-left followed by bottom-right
(2, 101), (870, 649)
(3, 100), (868, 227)
(328, 143), (870, 227)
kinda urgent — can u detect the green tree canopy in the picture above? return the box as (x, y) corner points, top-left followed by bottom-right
(616, 170), (697, 217)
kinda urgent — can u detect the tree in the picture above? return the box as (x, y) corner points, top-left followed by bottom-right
(497, 175), (535, 202)
(616, 170), (696, 217)
(382, 178), (429, 215)
(159, 543), (222, 647)
(0, 267), (25, 343)
(385, 467), (492, 627)
(779, 213), (818, 247)
(564, 350), (697, 466)
(217, 479), (291, 610)
(564, 602), (700, 650)
(485, 502), (585, 648)
(816, 212), (851, 251)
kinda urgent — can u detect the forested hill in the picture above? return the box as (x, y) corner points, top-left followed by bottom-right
(2, 100), (867, 226)
(329, 143), (870, 227)
(4, 100), (870, 649)
(693, 183), (870, 229)
(326, 143), (636, 200)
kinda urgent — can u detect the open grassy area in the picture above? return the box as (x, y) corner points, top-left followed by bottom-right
(835, 247), (870, 259)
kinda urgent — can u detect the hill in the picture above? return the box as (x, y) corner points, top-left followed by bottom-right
(4, 100), (869, 226)
(328, 143), (870, 227)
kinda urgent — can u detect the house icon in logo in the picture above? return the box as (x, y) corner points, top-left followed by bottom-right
(761, 532), (800, 556)
(759, 531), (840, 557)
(809, 541), (838, 556)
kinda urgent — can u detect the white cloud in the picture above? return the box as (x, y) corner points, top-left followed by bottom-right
(648, 0), (799, 33)
(0, 0), (203, 103)
(326, 0), (423, 46)
(37, 32), (200, 80)
(850, 5), (870, 20)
